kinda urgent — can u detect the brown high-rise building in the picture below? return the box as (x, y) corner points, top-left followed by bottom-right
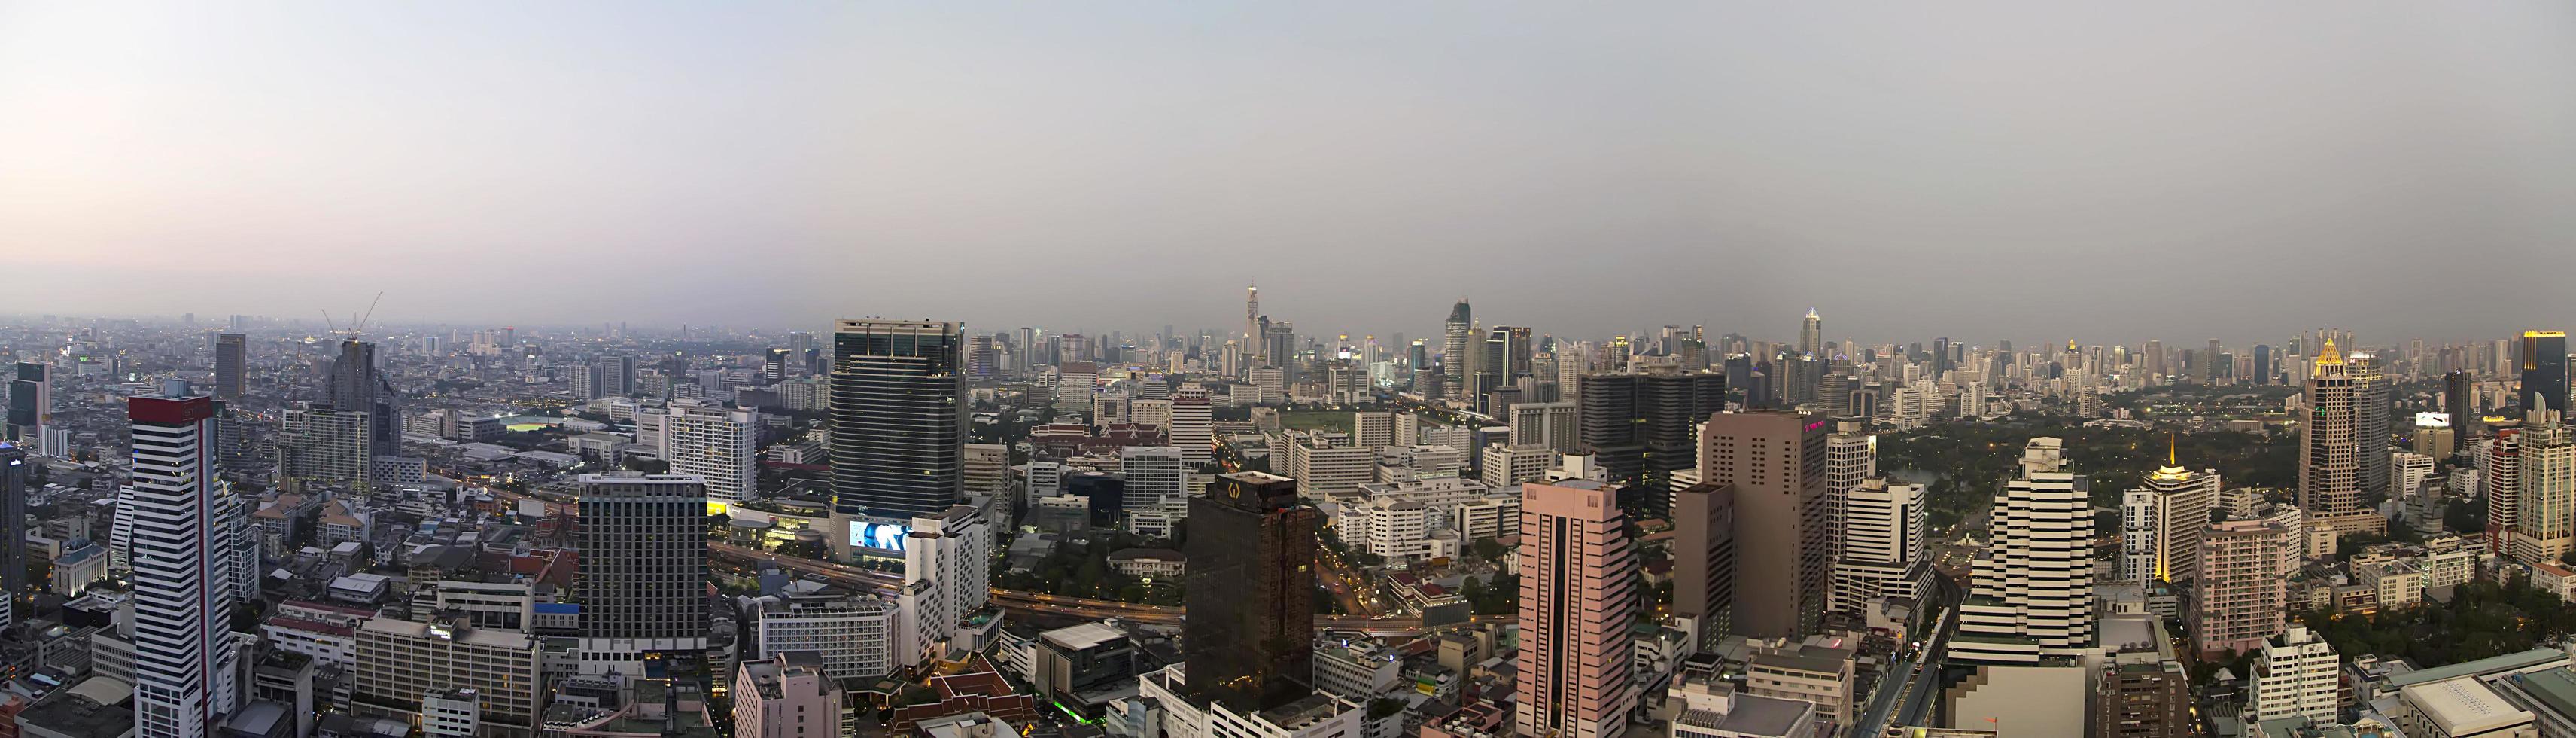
(2301, 339), (2386, 536)
(1698, 411), (1831, 639)
(1671, 481), (1735, 644)
(1184, 471), (1318, 712)
(1516, 480), (1635, 738)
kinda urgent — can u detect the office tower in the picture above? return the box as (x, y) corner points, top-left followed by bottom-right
(2247, 626), (2339, 724)
(2353, 352), (2392, 508)
(1516, 480), (1635, 738)
(2198, 339), (2221, 385)
(1504, 325), (1534, 378)
(0, 444), (22, 628)
(1577, 368), (1725, 502)
(1698, 412), (1831, 639)
(324, 340), (401, 456)
(963, 442), (1008, 503)
(1952, 438), (2095, 665)
(1120, 447), (1187, 517)
(1509, 401), (1580, 453)
(2524, 331), (2568, 414)
(278, 403), (372, 486)
(2251, 343), (2273, 386)
(1671, 482), (1735, 643)
(2486, 419), (2525, 556)
(1169, 384), (1213, 467)
(1823, 418), (1873, 559)
(126, 395), (242, 738)
(2511, 406), (2576, 565)
(1442, 299), (1473, 383)
(2445, 371), (2476, 439)
(1184, 472), (1318, 712)
(2298, 340), (2383, 536)
(2192, 520), (2290, 658)
(829, 319), (968, 520)
(894, 505), (992, 666)
(1831, 477), (1927, 622)
(1798, 310), (1822, 356)
(1244, 285), (1261, 365)
(1264, 322), (1297, 380)
(2413, 413), (2456, 459)
(6, 363), (48, 456)
(2118, 439), (2220, 584)
(576, 474), (711, 679)
(214, 334), (246, 398)
(665, 402), (760, 506)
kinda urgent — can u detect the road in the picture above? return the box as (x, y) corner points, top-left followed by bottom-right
(710, 541), (1502, 636)
(1849, 575), (1961, 737)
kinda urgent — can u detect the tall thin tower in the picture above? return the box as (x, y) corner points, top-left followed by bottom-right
(1799, 309), (1823, 356)
(1516, 480), (1635, 738)
(1245, 284), (1260, 361)
(126, 395), (241, 738)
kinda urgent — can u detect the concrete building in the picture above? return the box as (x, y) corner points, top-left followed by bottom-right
(351, 615), (543, 738)
(2301, 340), (2386, 536)
(1478, 444), (1555, 489)
(754, 593), (897, 682)
(1741, 636), (1855, 734)
(1953, 438), (2095, 666)
(830, 319), (969, 520)
(1673, 481), (1736, 645)
(1832, 478), (1928, 621)
(2248, 625), (2340, 724)
(896, 505), (994, 669)
(2513, 407), (2576, 566)
(1516, 480), (1635, 738)
(1697, 412), (1832, 639)
(2120, 443), (2220, 584)
(575, 474), (710, 679)
(664, 401), (760, 506)
(736, 651), (844, 738)
(2397, 677), (2537, 738)
(1508, 402), (1579, 454)
(2193, 520), (2291, 658)
(123, 395), (241, 738)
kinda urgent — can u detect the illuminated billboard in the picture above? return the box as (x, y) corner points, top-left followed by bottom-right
(849, 521), (911, 552)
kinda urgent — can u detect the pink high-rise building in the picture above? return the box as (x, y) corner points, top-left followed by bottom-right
(2193, 519), (2291, 659)
(1516, 480), (1636, 738)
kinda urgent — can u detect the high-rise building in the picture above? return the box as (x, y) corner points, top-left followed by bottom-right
(1504, 325), (1534, 378)
(1169, 383), (1214, 467)
(6, 363), (50, 456)
(1442, 299), (1472, 383)
(1831, 478), (1929, 621)
(1515, 480), (1635, 738)
(2511, 406), (2576, 565)
(1184, 472), (1318, 712)
(2353, 352), (2392, 509)
(2298, 340), (2385, 536)
(895, 505), (993, 667)
(0, 443), (23, 628)
(2486, 418), (2526, 556)
(324, 340), (401, 456)
(2445, 371), (2477, 440)
(664, 402), (760, 506)
(1823, 418), (1873, 561)
(829, 319), (968, 520)
(278, 403), (372, 486)
(1509, 401), (1579, 453)
(2119, 439), (2220, 584)
(125, 395), (242, 738)
(1697, 412), (1830, 639)
(2523, 330), (2568, 415)
(1120, 447), (1188, 518)
(1578, 368), (1725, 502)
(1671, 482), (1735, 644)
(2252, 343), (2273, 386)
(1952, 438), (2096, 666)
(2247, 626), (2339, 724)
(214, 334), (246, 398)
(576, 474), (710, 680)
(2191, 519), (2290, 658)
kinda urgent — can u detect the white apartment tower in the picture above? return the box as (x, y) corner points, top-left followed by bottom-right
(1951, 438), (2095, 666)
(664, 402), (761, 505)
(1823, 419), (1875, 563)
(896, 505), (993, 667)
(1831, 478), (1929, 619)
(126, 395), (242, 738)
(2249, 626), (2340, 724)
(2120, 439), (2221, 584)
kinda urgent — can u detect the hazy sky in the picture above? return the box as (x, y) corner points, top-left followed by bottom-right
(5, 3), (2572, 347)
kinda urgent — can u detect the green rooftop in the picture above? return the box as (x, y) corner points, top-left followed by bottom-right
(2386, 648), (2565, 688)
(2509, 666), (2576, 719)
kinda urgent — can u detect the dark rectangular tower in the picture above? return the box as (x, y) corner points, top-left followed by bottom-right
(1183, 471), (1317, 712)
(829, 319), (968, 520)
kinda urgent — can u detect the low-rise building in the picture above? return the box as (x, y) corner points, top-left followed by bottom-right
(736, 651), (844, 738)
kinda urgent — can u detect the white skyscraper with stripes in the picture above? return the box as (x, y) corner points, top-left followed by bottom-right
(125, 395), (243, 738)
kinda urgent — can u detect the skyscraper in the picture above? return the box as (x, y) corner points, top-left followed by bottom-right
(2120, 438), (2220, 584)
(2523, 330), (2568, 415)
(126, 395), (242, 738)
(2298, 340), (2384, 536)
(576, 474), (711, 680)
(324, 340), (401, 456)
(214, 333), (246, 398)
(1516, 480), (1635, 738)
(1577, 367), (1724, 503)
(2485, 418), (2525, 556)
(1442, 298), (1472, 383)
(0, 443), (23, 629)
(1697, 411), (1831, 639)
(829, 319), (967, 521)
(2444, 371), (2476, 440)
(1830, 478), (1928, 622)
(1952, 438), (2095, 666)
(2192, 520), (2291, 658)
(1799, 309), (1822, 356)
(6, 363), (49, 456)
(1245, 285), (1261, 368)
(1184, 472), (1318, 712)
(1672, 482), (1735, 644)
(2511, 405), (2576, 565)
(2252, 343), (2273, 386)
(2353, 351), (2392, 508)
(665, 402), (760, 506)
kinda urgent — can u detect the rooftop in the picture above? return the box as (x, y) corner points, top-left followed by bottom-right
(2387, 648), (2568, 689)
(1040, 622), (1127, 651)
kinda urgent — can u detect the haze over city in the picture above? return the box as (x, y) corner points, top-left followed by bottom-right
(8, 2), (2576, 343)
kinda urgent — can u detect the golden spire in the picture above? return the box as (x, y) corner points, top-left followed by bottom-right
(2312, 337), (2344, 377)
(2167, 432), (2176, 466)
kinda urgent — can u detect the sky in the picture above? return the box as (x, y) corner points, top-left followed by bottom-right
(5, 2), (2573, 348)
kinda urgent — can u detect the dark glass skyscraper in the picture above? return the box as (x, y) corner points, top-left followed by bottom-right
(1183, 471), (1317, 712)
(829, 319), (967, 520)
(2252, 343), (2272, 386)
(214, 333), (246, 398)
(1577, 367), (1725, 508)
(0, 443), (25, 627)
(324, 340), (400, 456)
(2446, 370), (2477, 438)
(2523, 330), (2568, 414)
